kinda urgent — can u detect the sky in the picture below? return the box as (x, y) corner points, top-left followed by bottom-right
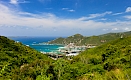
(0, 0), (131, 37)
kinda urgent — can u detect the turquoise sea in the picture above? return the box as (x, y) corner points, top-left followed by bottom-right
(8, 37), (64, 53)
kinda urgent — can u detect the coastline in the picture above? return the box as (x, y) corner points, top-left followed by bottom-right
(29, 43), (65, 53)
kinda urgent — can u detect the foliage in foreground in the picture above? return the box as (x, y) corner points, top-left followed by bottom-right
(0, 36), (53, 80)
(74, 37), (131, 80)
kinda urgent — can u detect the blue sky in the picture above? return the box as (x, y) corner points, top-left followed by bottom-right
(0, 0), (131, 36)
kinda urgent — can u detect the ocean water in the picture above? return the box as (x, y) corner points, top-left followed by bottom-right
(8, 36), (64, 53)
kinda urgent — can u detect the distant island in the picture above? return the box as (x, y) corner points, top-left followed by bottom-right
(41, 31), (131, 59)
(47, 31), (131, 46)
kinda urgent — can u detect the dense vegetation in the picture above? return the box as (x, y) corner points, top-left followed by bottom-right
(48, 31), (131, 45)
(73, 37), (131, 79)
(1, 34), (131, 80)
(0, 36), (53, 80)
(48, 34), (85, 45)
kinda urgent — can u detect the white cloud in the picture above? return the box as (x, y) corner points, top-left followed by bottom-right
(79, 11), (112, 20)
(112, 7), (131, 16)
(62, 8), (69, 10)
(10, 0), (30, 5)
(103, 29), (108, 31)
(68, 9), (75, 12)
(10, 0), (18, 5)
(126, 7), (131, 12)
(124, 15), (131, 19)
(89, 11), (112, 18)
(124, 27), (131, 31)
(0, 4), (131, 36)
(113, 12), (123, 15)
(100, 18), (107, 21)
(62, 8), (75, 12)
(112, 28), (119, 31)
(78, 17), (88, 21)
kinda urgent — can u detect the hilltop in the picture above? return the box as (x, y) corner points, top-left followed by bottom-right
(47, 31), (131, 46)
(48, 34), (84, 45)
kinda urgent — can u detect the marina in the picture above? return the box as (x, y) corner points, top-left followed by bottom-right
(41, 43), (96, 59)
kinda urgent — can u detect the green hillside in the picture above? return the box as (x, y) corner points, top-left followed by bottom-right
(0, 36), (53, 80)
(1, 35), (131, 80)
(48, 31), (131, 45)
(73, 37), (131, 79)
(48, 34), (85, 45)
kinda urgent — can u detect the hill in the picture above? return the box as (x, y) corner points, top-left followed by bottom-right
(1, 35), (131, 80)
(72, 37), (131, 79)
(47, 31), (131, 45)
(48, 34), (85, 45)
(0, 36), (53, 80)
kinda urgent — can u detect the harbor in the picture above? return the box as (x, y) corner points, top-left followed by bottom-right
(41, 43), (96, 59)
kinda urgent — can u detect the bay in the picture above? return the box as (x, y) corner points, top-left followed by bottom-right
(8, 36), (64, 52)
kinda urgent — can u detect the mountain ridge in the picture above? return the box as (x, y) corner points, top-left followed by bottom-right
(47, 31), (131, 45)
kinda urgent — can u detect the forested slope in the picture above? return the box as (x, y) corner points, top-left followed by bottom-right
(0, 36), (53, 80)
(48, 34), (85, 45)
(1, 36), (131, 80)
(73, 37), (131, 79)
(48, 31), (131, 45)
